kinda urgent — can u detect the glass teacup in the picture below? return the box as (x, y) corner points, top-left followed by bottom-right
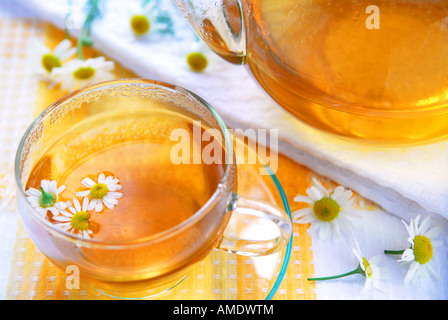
(14, 79), (292, 299)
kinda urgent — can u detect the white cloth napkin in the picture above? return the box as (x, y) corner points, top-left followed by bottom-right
(15, 0), (448, 224)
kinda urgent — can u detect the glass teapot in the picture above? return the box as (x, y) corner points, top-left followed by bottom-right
(173, 0), (448, 146)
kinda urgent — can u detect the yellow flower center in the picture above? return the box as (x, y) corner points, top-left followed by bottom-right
(413, 235), (433, 264)
(186, 52), (208, 72)
(41, 53), (62, 73)
(73, 66), (95, 80)
(71, 211), (90, 231)
(130, 14), (150, 35)
(89, 183), (108, 199)
(362, 257), (373, 278)
(313, 197), (340, 222)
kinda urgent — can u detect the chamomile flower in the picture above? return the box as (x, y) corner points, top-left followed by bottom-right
(130, 14), (151, 35)
(25, 180), (68, 217)
(129, 0), (174, 38)
(308, 239), (385, 294)
(385, 215), (443, 285)
(186, 50), (208, 72)
(53, 197), (93, 239)
(181, 33), (220, 73)
(76, 173), (122, 212)
(50, 56), (114, 92)
(30, 38), (76, 85)
(292, 178), (360, 240)
(352, 240), (384, 293)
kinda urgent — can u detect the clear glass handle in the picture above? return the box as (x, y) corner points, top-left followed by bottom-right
(173, 0), (246, 64)
(217, 193), (292, 257)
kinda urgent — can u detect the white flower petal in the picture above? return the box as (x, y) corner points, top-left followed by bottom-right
(81, 230), (91, 239)
(331, 220), (341, 238)
(82, 196), (90, 211)
(95, 200), (103, 212)
(37, 207), (47, 216)
(107, 192), (122, 199)
(73, 198), (81, 212)
(53, 215), (71, 222)
(331, 186), (352, 205)
(53, 39), (71, 57)
(311, 178), (329, 197)
(58, 223), (71, 231)
(104, 176), (113, 184)
(425, 225), (443, 240)
(292, 207), (313, 219)
(82, 177), (96, 188)
(27, 196), (40, 206)
(26, 187), (41, 197)
(103, 200), (115, 210)
(400, 248), (415, 262)
(98, 173), (105, 184)
(307, 186), (323, 202)
(58, 210), (73, 217)
(405, 262), (420, 285)
(41, 179), (50, 192)
(49, 207), (59, 216)
(425, 261), (441, 281)
(49, 180), (57, 193)
(352, 240), (363, 264)
(59, 47), (77, 61)
(54, 201), (67, 210)
(76, 190), (90, 197)
(293, 195), (313, 204)
(417, 216), (431, 236)
(57, 185), (67, 195)
(318, 223), (331, 240)
(103, 195), (118, 205)
(87, 199), (96, 211)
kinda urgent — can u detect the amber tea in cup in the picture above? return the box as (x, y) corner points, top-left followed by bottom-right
(15, 79), (292, 298)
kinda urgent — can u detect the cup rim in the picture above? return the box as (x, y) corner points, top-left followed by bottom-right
(14, 78), (234, 248)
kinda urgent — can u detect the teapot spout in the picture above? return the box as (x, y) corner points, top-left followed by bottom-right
(173, 0), (246, 64)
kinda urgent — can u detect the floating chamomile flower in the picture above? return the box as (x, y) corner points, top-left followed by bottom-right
(25, 180), (67, 217)
(30, 38), (76, 85)
(50, 56), (114, 92)
(76, 173), (122, 212)
(293, 178), (360, 240)
(53, 197), (93, 239)
(385, 215), (443, 285)
(308, 239), (385, 294)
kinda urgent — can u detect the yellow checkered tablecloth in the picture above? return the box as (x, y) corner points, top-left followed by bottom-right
(2, 19), (318, 300)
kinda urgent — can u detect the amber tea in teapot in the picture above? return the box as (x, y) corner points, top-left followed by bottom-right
(175, 0), (448, 145)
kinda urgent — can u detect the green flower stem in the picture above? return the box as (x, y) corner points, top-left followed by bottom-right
(39, 187), (56, 208)
(77, 0), (102, 60)
(308, 265), (363, 281)
(65, 0), (72, 39)
(77, 39), (85, 60)
(384, 249), (405, 255)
